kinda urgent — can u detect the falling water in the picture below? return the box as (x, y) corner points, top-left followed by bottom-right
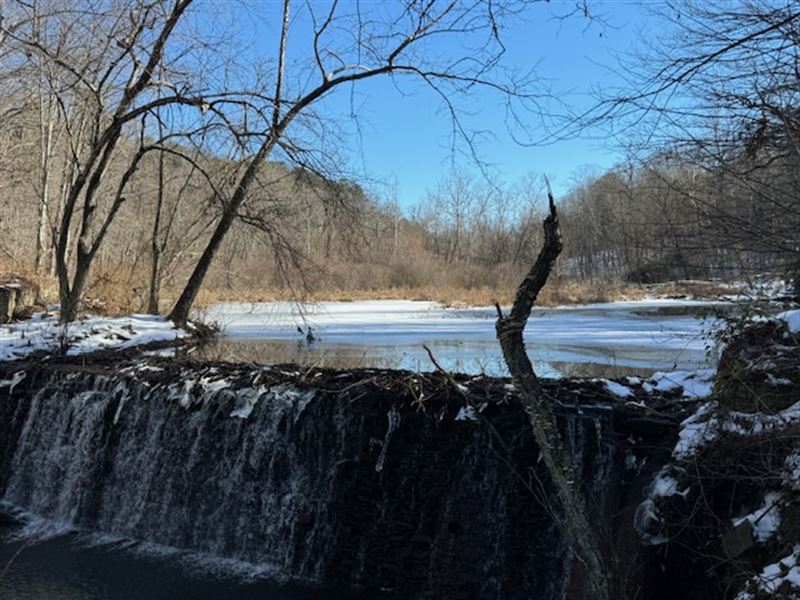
(0, 363), (673, 599)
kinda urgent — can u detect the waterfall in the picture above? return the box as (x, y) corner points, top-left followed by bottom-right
(0, 363), (669, 599)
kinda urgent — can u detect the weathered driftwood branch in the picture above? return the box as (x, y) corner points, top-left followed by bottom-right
(495, 192), (612, 600)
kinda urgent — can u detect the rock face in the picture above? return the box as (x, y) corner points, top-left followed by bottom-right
(0, 276), (39, 323)
(0, 361), (678, 599)
(0, 287), (16, 323)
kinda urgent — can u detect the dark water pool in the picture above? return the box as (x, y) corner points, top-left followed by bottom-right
(0, 518), (376, 600)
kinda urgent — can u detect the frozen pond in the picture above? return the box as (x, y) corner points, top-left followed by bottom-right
(193, 299), (728, 377)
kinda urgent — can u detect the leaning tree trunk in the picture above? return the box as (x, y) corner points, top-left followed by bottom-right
(168, 0), (291, 327)
(495, 193), (612, 600)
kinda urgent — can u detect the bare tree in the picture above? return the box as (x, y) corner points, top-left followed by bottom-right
(0, 0), (252, 322)
(582, 0), (800, 281)
(167, 0), (539, 324)
(496, 193), (612, 600)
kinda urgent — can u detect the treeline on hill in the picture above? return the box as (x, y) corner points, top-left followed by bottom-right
(3, 143), (798, 314)
(1, 100), (798, 313)
(0, 0), (798, 316)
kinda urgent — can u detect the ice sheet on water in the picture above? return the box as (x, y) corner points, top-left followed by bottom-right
(201, 299), (717, 375)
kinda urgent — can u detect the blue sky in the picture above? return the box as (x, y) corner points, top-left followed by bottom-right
(204, 1), (655, 209)
(326, 1), (651, 205)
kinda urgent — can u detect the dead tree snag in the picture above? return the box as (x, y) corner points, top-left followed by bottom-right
(495, 191), (612, 600)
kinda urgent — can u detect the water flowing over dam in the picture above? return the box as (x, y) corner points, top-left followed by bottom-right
(0, 360), (679, 599)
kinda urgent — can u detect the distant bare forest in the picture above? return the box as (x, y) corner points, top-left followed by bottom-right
(0, 0), (797, 314)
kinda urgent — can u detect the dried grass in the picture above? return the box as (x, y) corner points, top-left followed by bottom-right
(192, 279), (651, 309)
(1, 256), (730, 318)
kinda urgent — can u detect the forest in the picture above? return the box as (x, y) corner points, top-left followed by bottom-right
(0, 0), (797, 320)
(1, 2), (799, 600)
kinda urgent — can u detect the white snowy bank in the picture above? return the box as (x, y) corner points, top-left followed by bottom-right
(674, 400), (800, 459)
(778, 308), (800, 334)
(0, 313), (187, 362)
(737, 545), (800, 599)
(600, 368), (715, 402)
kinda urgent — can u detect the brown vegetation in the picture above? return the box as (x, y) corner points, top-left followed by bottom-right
(0, 254), (696, 315)
(0, 0), (796, 323)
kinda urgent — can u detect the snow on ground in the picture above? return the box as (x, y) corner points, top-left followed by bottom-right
(779, 309), (800, 334)
(455, 405), (479, 422)
(724, 277), (796, 303)
(736, 545), (800, 599)
(674, 401), (800, 459)
(650, 468), (690, 499)
(603, 380), (635, 398)
(766, 373), (792, 386)
(0, 313), (187, 362)
(637, 399), (797, 548)
(643, 369), (716, 399)
(545, 367), (713, 402)
(732, 491), (782, 543)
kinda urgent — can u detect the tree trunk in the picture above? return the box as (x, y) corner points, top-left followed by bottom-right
(35, 183), (50, 274)
(34, 19), (55, 276)
(35, 117), (54, 275)
(495, 193), (612, 600)
(168, 139), (276, 325)
(168, 0), (291, 326)
(147, 239), (162, 314)
(147, 122), (166, 314)
(60, 252), (91, 323)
